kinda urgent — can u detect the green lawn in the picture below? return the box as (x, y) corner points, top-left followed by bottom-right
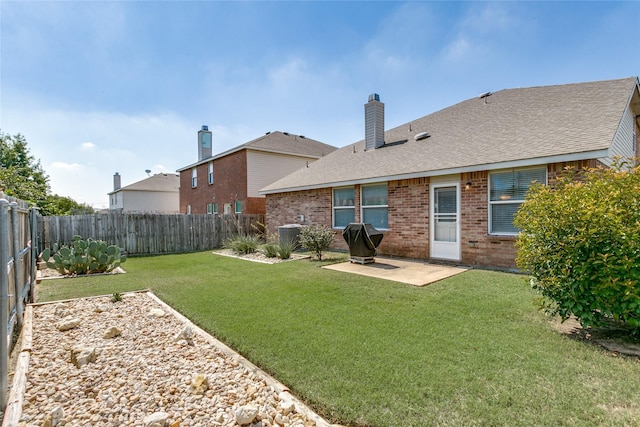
(37, 251), (640, 426)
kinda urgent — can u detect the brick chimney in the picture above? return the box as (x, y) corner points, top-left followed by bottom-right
(113, 172), (121, 191)
(365, 93), (384, 151)
(198, 125), (212, 161)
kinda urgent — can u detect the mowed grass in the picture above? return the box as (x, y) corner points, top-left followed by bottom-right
(37, 251), (640, 426)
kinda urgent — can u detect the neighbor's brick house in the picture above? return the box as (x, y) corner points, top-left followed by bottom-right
(262, 78), (640, 270)
(177, 128), (336, 215)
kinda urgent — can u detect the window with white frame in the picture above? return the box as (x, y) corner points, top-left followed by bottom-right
(191, 168), (197, 188)
(489, 167), (546, 234)
(361, 183), (388, 229)
(208, 162), (214, 184)
(235, 200), (242, 214)
(206, 203), (213, 214)
(333, 187), (355, 228)
(213, 202), (218, 215)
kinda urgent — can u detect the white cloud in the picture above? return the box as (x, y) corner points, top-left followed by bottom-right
(3, 101), (201, 208)
(50, 162), (84, 171)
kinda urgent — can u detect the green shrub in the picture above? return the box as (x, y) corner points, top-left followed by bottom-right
(515, 162), (640, 334)
(299, 224), (335, 261)
(277, 241), (295, 260)
(261, 242), (280, 258)
(41, 235), (126, 275)
(224, 235), (261, 255)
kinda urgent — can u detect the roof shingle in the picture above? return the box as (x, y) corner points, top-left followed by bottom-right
(261, 77), (639, 194)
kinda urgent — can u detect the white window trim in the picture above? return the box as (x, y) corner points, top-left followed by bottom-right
(208, 162), (214, 185)
(235, 200), (242, 214)
(332, 186), (355, 229)
(191, 168), (197, 188)
(488, 166), (547, 235)
(360, 183), (389, 230)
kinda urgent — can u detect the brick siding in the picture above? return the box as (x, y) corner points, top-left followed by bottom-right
(180, 150), (266, 215)
(265, 160), (604, 270)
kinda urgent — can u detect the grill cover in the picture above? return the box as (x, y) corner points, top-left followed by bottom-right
(342, 223), (384, 258)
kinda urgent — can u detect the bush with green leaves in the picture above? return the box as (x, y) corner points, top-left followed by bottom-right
(276, 241), (295, 260)
(261, 242), (280, 258)
(41, 235), (126, 275)
(299, 224), (335, 261)
(515, 162), (640, 334)
(224, 235), (261, 255)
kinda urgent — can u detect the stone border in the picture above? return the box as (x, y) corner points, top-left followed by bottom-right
(213, 249), (310, 264)
(36, 267), (127, 282)
(2, 291), (340, 427)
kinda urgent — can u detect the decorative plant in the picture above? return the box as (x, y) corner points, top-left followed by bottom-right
(41, 235), (127, 276)
(111, 292), (123, 303)
(261, 241), (280, 258)
(299, 224), (335, 261)
(515, 160), (640, 335)
(224, 235), (261, 255)
(276, 241), (295, 260)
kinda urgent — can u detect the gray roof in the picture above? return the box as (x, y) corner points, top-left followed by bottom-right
(109, 173), (180, 194)
(262, 77), (639, 194)
(177, 131), (336, 171)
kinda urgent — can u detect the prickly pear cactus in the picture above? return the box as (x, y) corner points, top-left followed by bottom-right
(40, 236), (126, 276)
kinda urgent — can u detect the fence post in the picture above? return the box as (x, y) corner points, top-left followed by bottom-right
(10, 202), (24, 328)
(0, 199), (9, 412)
(30, 207), (39, 304)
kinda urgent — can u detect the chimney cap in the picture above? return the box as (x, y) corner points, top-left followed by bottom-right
(114, 172), (120, 176)
(201, 125), (208, 131)
(368, 93), (380, 102)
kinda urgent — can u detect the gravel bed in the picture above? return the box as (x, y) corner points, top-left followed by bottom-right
(16, 292), (333, 427)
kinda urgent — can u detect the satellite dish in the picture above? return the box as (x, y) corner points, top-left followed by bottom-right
(145, 169), (151, 176)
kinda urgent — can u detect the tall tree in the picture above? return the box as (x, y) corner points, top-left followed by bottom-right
(0, 130), (50, 207)
(44, 194), (95, 216)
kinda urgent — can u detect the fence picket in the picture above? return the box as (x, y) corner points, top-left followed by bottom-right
(38, 213), (264, 256)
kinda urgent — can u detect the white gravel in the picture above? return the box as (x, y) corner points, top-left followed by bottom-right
(15, 292), (334, 427)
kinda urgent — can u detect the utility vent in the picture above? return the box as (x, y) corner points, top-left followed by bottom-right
(414, 132), (430, 141)
(479, 91), (492, 104)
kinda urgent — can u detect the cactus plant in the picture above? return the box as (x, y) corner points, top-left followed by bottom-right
(40, 236), (126, 276)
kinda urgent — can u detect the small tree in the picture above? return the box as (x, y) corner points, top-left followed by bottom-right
(514, 161), (640, 334)
(299, 224), (335, 261)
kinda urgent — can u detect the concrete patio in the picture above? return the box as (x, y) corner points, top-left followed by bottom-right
(323, 256), (468, 286)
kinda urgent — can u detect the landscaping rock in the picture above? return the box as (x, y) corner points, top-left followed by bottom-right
(102, 326), (122, 339)
(21, 293), (331, 427)
(149, 308), (166, 317)
(56, 318), (80, 331)
(143, 411), (170, 427)
(189, 373), (208, 395)
(70, 346), (97, 367)
(174, 325), (194, 345)
(235, 404), (259, 425)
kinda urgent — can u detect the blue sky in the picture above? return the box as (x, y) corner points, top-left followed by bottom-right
(1, 1), (638, 209)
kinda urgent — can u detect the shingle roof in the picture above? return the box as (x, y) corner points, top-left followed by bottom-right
(261, 77), (639, 194)
(110, 173), (180, 194)
(177, 131), (336, 171)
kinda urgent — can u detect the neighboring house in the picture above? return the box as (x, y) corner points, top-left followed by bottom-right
(261, 77), (640, 270)
(108, 172), (180, 213)
(176, 126), (336, 215)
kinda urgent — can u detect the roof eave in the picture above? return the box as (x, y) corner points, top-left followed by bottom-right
(259, 149), (610, 195)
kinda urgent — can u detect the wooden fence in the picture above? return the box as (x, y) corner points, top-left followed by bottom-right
(38, 212), (265, 256)
(0, 192), (38, 413)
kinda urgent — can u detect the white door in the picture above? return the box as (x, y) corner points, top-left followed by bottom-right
(430, 183), (461, 261)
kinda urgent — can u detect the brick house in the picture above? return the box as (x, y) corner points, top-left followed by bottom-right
(261, 77), (640, 270)
(177, 127), (336, 215)
(108, 172), (179, 213)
